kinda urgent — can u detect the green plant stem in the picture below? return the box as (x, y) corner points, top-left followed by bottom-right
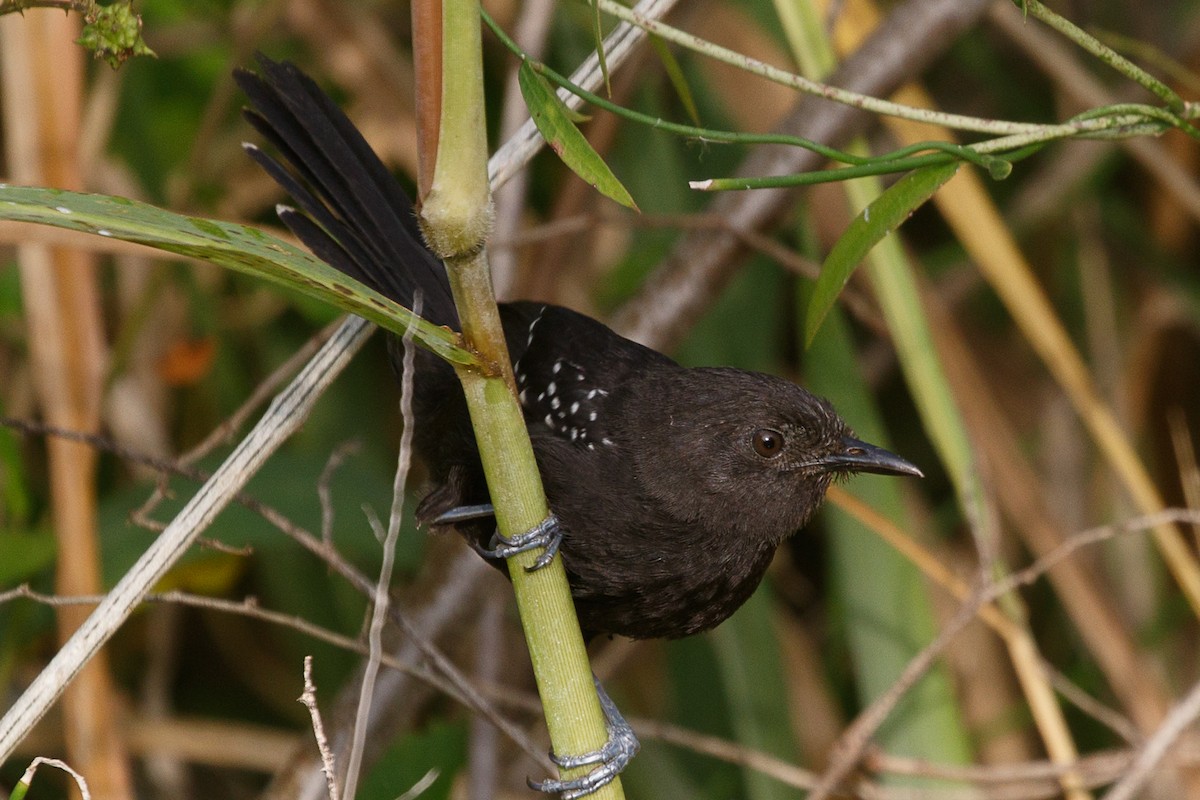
(692, 148), (1019, 191)
(594, 0), (1051, 136)
(1092, 27), (1200, 96)
(487, 6), (1194, 196)
(418, 0), (622, 796)
(1016, 0), (1186, 114)
(693, 96), (1193, 190)
(519, 50), (1024, 169)
(481, 10), (865, 163)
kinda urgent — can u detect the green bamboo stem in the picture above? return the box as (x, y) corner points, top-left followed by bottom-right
(414, 0), (623, 796)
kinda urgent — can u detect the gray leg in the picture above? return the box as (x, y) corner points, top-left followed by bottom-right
(529, 676), (640, 799)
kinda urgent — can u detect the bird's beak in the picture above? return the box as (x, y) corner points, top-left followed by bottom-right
(819, 435), (924, 478)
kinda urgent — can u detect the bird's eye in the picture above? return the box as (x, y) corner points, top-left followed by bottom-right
(752, 429), (784, 458)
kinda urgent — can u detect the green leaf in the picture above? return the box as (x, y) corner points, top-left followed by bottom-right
(0, 186), (476, 367)
(709, 587), (801, 800)
(805, 161), (959, 345)
(648, 36), (701, 126)
(806, 299), (975, 776)
(590, 0), (612, 96)
(518, 62), (639, 211)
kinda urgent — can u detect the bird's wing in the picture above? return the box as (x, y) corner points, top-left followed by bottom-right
(502, 303), (675, 450)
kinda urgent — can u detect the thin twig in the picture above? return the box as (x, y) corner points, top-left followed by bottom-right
(0, 414), (377, 596)
(8, 583), (1199, 800)
(0, 582), (548, 765)
(396, 768), (441, 800)
(318, 440), (362, 546)
(343, 306), (420, 800)
(593, 0), (1181, 138)
(1044, 669), (1141, 745)
(1101, 675), (1200, 800)
(808, 577), (993, 800)
(0, 0), (86, 13)
(806, 508), (1200, 800)
(299, 656), (340, 800)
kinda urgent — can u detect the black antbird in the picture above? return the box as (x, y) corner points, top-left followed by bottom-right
(236, 56), (922, 798)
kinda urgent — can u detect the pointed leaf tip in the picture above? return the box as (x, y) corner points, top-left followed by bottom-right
(517, 61), (639, 211)
(805, 161), (960, 346)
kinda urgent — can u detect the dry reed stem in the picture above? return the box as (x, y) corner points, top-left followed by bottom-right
(0, 10), (133, 798)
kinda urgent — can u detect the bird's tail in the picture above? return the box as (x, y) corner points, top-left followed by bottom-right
(234, 55), (460, 330)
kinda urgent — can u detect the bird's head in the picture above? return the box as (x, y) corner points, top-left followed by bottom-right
(627, 368), (921, 544)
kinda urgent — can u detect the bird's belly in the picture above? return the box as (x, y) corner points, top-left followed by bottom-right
(563, 535), (777, 640)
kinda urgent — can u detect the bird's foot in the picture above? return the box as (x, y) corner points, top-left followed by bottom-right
(433, 504), (562, 572)
(529, 677), (640, 799)
(479, 514), (562, 572)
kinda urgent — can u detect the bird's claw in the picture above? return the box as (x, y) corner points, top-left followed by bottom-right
(473, 514), (562, 572)
(431, 505), (561, 572)
(430, 503), (497, 526)
(528, 677), (640, 799)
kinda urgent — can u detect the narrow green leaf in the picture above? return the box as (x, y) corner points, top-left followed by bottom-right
(709, 588), (801, 800)
(805, 161), (959, 345)
(0, 186), (476, 366)
(590, 0), (611, 96)
(518, 62), (639, 211)
(806, 300), (975, 778)
(648, 36), (701, 126)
